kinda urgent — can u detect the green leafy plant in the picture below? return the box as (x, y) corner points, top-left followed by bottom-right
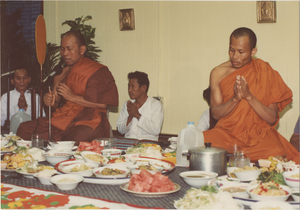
(62, 15), (102, 62)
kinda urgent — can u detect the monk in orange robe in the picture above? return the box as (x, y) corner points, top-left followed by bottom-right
(17, 30), (118, 144)
(204, 27), (299, 164)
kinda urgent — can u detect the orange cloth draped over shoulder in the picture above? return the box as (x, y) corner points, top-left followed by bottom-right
(203, 58), (299, 164)
(51, 57), (108, 131)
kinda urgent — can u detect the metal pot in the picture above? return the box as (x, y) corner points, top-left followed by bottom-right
(188, 142), (227, 175)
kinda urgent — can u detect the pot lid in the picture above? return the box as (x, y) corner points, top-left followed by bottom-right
(189, 143), (227, 154)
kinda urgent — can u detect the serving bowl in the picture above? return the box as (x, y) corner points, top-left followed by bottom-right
(92, 166), (130, 178)
(282, 162), (300, 172)
(179, 171), (218, 188)
(81, 151), (108, 165)
(282, 171), (299, 189)
(128, 164), (163, 175)
(50, 174), (83, 190)
(233, 169), (262, 181)
(44, 152), (72, 165)
(16, 140), (32, 148)
(101, 149), (122, 158)
(61, 162), (99, 177)
(48, 141), (76, 151)
(246, 183), (292, 201)
(250, 200), (294, 210)
(218, 183), (250, 199)
(33, 169), (58, 185)
(227, 167), (239, 178)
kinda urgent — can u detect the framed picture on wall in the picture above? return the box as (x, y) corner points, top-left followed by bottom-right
(257, 1), (276, 23)
(119, 8), (135, 31)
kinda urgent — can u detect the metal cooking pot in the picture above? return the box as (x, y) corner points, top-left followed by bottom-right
(188, 142), (227, 175)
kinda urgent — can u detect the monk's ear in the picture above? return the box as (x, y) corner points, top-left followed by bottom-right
(251, 48), (257, 57)
(79, 45), (86, 55)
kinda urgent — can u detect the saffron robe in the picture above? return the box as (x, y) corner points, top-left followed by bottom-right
(203, 58), (299, 164)
(17, 57), (118, 144)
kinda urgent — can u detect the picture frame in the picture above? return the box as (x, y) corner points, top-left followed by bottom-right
(257, 1), (276, 23)
(119, 8), (135, 31)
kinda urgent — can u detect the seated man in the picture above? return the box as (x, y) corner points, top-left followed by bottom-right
(203, 27), (299, 164)
(17, 30), (118, 144)
(196, 86), (218, 131)
(116, 71), (163, 141)
(290, 116), (299, 152)
(1, 68), (43, 127)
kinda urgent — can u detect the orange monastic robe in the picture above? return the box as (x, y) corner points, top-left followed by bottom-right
(203, 58), (299, 164)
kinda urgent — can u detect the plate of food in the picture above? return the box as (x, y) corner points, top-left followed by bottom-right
(129, 157), (175, 174)
(55, 159), (130, 185)
(126, 143), (163, 159)
(16, 164), (55, 179)
(120, 182), (180, 197)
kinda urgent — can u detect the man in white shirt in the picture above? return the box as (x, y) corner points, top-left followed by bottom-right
(117, 71), (164, 141)
(1, 68), (42, 127)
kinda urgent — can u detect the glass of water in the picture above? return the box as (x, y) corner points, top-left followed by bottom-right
(31, 134), (44, 149)
(235, 150), (250, 168)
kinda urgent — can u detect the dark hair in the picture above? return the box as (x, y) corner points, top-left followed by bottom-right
(230, 27), (257, 50)
(10, 67), (29, 79)
(128, 71), (150, 93)
(61, 30), (85, 46)
(203, 86), (211, 106)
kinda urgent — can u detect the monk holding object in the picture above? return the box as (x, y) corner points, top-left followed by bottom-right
(203, 27), (299, 164)
(17, 30), (118, 144)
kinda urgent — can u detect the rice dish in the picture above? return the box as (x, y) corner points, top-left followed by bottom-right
(36, 169), (57, 178)
(251, 181), (288, 196)
(174, 188), (240, 209)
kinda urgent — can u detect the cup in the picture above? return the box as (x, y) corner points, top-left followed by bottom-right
(228, 144), (242, 156)
(31, 134), (44, 149)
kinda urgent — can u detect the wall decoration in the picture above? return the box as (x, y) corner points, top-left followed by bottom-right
(257, 1), (276, 23)
(119, 8), (135, 31)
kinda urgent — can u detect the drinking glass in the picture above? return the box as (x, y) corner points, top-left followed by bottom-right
(228, 143), (242, 156)
(235, 150), (250, 168)
(31, 134), (44, 149)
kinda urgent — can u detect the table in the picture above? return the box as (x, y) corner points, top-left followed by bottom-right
(1, 166), (191, 209)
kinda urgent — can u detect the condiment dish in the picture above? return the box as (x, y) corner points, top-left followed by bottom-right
(101, 149), (122, 158)
(44, 152), (72, 165)
(179, 171), (218, 188)
(50, 174), (83, 190)
(233, 169), (262, 181)
(93, 165), (130, 178)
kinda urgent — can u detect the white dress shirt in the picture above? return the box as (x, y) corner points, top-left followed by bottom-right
(1, 89), (44, 126)
(116, 97), (164, 141)
(196, 108), (210, 132)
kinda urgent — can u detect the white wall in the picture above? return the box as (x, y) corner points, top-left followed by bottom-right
(44, 1), (299, 140)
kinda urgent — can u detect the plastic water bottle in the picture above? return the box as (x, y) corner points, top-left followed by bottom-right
(10, 109), (31, 134)
(176, 122), (204, 166)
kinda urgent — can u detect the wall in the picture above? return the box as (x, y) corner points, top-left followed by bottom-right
(44, 1), (299, 140)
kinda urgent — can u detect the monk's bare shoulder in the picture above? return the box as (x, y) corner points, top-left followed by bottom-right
(210, 61), (233, 84)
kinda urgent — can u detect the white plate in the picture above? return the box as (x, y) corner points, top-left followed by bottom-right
(15, 168), (35, 179)
(120, 182), (181, 197)
(233, 196), (300, 208)
(129, 157), (175, 174)
(55, 159), (130, 185)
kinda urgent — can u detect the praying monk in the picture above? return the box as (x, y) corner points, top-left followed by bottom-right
(203, 27), (299, 164)
(17, 30), (118, 144)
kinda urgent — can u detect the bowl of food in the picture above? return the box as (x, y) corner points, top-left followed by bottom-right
(232, 166), (262, 181)
(103, 156), (136, 167)
(179, 171), (218, 188)
(61, 162), (99, 177)
(227, 167), (239, 178)
(93, 166), (130, 178)
(128, 164), (163, 175)
(33, 169), (58, 185)
(282, 171), (299, 189)
(101, 149), (122, 158)
(50, 174), (83, 190)
(291, 190), (300, 202)
(48, 141), (76, 151)
(218, 183), (250, 199)
(250, 200), (294, 210)
(81, 151), (108, 165)
(16, 140), (32, 148)
(44, 152), (72, 166)
(282, 162), (300, 172)
(246, 182), (292, 201)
